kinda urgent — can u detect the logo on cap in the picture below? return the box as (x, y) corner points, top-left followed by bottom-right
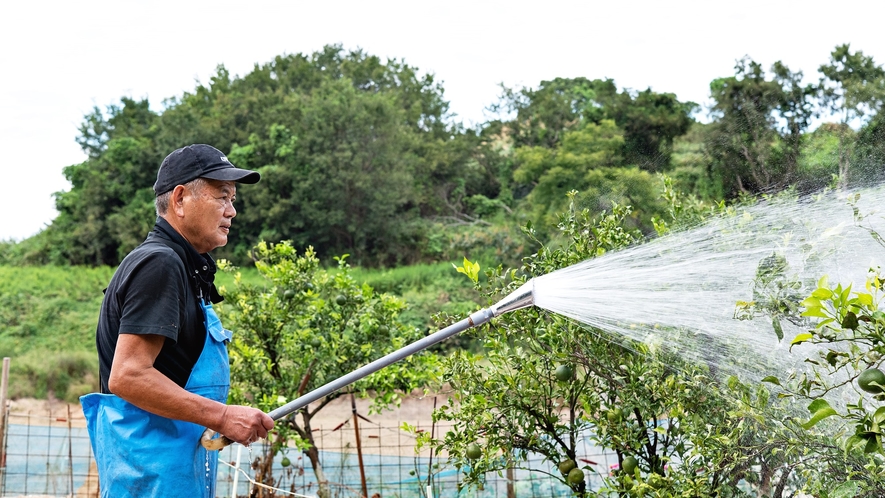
(220, 155), (231, 164)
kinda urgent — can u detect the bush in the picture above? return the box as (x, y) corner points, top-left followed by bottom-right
(8, 350), (99, 403)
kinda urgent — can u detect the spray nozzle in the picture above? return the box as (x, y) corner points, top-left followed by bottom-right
(491, 280), (534, 317)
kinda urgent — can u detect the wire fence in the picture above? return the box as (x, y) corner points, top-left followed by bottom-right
(0, 402), (618, 498)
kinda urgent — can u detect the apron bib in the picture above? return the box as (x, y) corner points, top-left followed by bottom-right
(81, 301), (231, 498)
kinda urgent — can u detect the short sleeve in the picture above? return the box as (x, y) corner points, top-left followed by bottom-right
(116, 248), (188, 342)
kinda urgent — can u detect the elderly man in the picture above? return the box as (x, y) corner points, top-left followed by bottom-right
(81, 144), (274, 497)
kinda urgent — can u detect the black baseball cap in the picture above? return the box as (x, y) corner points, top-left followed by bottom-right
(153, 144), (261, 196)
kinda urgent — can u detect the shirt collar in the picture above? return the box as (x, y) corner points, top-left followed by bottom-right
(149, 217), (222, 302)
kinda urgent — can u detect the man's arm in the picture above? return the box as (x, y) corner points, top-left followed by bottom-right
(108, 333), (273, 445)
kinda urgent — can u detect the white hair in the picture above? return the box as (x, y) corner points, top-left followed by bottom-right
(155, 177), (211, 216)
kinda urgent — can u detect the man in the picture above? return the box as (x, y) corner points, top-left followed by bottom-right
(81, 144), (275, 497)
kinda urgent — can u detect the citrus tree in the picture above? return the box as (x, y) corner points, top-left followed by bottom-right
(766, 193), (885, 494)
(217, 241), (440, 497)
(424, 186), (868, 497)
(426, 193), (715, 496)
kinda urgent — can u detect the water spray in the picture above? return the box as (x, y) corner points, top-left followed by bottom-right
(200, 280), (535, 450)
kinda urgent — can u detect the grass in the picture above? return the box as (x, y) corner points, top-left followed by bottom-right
(350, 262), (482, 329)
(0, 265), (114, 356)
(0, 261), (481, 402)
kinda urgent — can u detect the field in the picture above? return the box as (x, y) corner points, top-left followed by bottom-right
(0, 262), (480, 403)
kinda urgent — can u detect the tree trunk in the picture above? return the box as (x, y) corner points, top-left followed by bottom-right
(506, 457), (516, 498)
(305, 443), (330, 498)
(250, 441), (278, 498)
(302, 414), (331, 498)
(757, 461), (772, 498)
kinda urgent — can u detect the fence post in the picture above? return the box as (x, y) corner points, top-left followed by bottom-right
(351, 393), (368, 498)
(506, 457), (516, 498)
(0, 357), (10, 468)
(230, 445), (240, 498)
(67, 404), (74, 495)
(426, 397), (437, 498)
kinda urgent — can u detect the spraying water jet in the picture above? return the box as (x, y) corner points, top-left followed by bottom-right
(201, 280), (536, 450)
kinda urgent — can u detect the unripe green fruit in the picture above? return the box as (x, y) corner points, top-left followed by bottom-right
(554, 364), (574, 382)
(621, 456), (638, 475)
(335, 294), (347, 306)
(283, 289), (295, 299)
(281, 456), (291, 467)
(567, 467), (584, 485)
(466, 443), (482, 460)
(858, 367), (885, 394)
(558, 459), (577, 474)
(607, 408), (623, 422)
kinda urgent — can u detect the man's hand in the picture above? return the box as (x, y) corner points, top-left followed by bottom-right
(111, 334), (274, 446)
(217, 405), (275, 445)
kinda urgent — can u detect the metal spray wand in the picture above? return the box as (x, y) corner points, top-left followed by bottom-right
(200, 280), (535, 450)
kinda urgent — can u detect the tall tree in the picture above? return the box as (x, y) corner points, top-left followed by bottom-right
(854, 112), (885, 183)
(37, 45), (486, 267)
(819, 43), (885, 187)
(494, 77), (615, 149)
(496, 77), (694, 170)
(770, 62), (818, 184)
(605, 89), (696, 171)
(510, 119), (665, 233)
(228, 79), (425, 266)
(706, 57), (816, 197)
(47, 99), (162, 265)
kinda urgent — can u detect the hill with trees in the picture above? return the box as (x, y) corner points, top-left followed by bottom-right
(3, 43), (882, 269)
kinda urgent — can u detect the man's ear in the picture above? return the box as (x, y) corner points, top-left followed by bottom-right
(169, 185), (189, 218)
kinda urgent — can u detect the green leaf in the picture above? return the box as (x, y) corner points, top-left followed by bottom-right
(807, 398), (831, 413)
(864, 435), (880, 454)
(840, 284), (852, 304)
(831, 480), (859, 498)
(801, 399), (837, 430)
(761, 376), (781, 386)
(812, 287), (834, 299)
(790, 333), (813, 349)
(856, 293), (874, 306)
(844, 435), (865, 455)
(453, 257), (481, 283)
(825, 350), (840, 367)
(800, 297), (821, 308)
(772, 317), (783, 341)
(801, 308), (830, 318)
(874, 407), (885, 425)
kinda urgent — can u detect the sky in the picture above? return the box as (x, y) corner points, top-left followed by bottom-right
(1, 0), (883, 241)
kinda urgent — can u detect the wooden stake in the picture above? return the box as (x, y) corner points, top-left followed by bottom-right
(351, 393), (368, 498)
(0, 357), (9, 469)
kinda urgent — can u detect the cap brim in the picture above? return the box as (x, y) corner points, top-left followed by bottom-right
(201, 168), (261, 184)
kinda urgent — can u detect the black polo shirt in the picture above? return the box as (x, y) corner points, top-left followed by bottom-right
(96, 217), (223, 393)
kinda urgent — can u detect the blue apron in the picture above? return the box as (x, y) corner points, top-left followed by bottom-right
(81, 301), (232, 498)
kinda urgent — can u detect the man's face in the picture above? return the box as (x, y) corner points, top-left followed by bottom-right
(180, 179), (237, 253)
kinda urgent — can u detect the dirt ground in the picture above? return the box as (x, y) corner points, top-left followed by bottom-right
(6, 389), (448, 431)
